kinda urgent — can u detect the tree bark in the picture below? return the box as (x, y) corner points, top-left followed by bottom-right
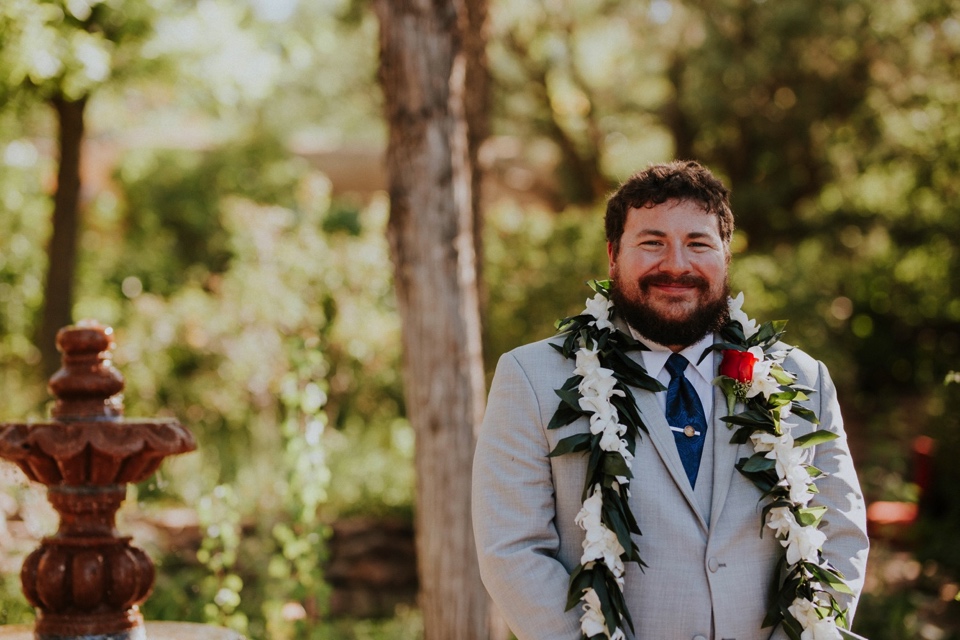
(39, 95), (87, 378)
(463, 0), (490, 319)
(373, 1), (490, 639)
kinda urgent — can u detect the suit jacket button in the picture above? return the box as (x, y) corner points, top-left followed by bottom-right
(707, 557), (720, 572)
(693, 635), (708, 640)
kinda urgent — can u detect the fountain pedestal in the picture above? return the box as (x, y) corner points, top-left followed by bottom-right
(0, 623), (244, 640)
(0, 323), (203, 639)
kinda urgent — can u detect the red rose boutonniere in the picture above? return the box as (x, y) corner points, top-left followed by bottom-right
(716, 348), (758, 414)
(719, 348), (757, 382)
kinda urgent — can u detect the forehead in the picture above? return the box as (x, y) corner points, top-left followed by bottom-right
(624, 199), (722, 237)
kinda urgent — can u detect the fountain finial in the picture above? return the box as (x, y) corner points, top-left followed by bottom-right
(48, 321), (125, 420)
(0, 321), (196, 639)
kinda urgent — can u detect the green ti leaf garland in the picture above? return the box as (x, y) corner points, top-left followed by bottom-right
(547, 282), (860, 640)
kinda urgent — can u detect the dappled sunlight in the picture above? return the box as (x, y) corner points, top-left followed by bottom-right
(1, 0), (959, 637)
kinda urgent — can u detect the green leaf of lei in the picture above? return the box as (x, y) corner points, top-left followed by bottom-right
(550, 283), (856, 640)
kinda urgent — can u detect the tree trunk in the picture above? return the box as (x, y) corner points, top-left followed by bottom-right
(373, 0), (490, 639)
(39, 95), (87, 378)
(463, 0), (490, 319)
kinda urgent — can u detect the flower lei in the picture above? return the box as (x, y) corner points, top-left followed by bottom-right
(549, 281), (858, 640)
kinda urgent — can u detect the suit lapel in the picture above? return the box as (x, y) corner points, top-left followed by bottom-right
(630, 388), (709, 532)
(708, 380), (743, 530)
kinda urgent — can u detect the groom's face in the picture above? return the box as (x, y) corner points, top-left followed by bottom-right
(607, 198), (730, 349)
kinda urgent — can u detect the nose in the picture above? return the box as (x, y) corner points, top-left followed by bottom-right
(658, 243), (691, 274)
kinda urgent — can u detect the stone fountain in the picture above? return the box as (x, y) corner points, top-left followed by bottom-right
(0, 322), (219, 640)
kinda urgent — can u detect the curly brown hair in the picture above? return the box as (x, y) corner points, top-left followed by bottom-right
(605, 160), (734, 256)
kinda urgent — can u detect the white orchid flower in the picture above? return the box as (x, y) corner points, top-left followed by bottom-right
(575, 486), (603, 530)
(574, 346), (602, 376)
(579, 395), (618, 425)
(729, 292), (760, 338)
(785, 466), (815, 506)
(576, 487), (625, 576)
(747, 359), (781, 400)
(585, 293), (614, 331)
(579, 368), (623, 401)
(588, 412), (622, 436)
(751, 431), (789, 453)
(770, 440), (808, 480)
(767, 506), (797, 538)
(803, 618), (843, 640)
(580, 587), (608, 637)
(599, 429), (624, 452)
(788, 597), (821, 630)
(783, 521), (827, 565)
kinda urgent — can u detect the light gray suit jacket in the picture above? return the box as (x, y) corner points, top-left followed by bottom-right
(472, 328), (869, 640)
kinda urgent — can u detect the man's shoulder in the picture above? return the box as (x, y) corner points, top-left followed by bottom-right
(493, 335), (577, 391)
(501, 334), (569, 367)
(773, 340), (824, 383)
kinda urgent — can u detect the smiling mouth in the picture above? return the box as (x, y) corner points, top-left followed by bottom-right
(641, 275), (708, 294)
(652, 283), (696, 290)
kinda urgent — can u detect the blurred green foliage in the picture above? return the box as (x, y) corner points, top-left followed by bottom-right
(1, 0), (960, 637)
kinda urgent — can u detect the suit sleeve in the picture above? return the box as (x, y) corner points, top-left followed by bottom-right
(811, 360), (870, 619)
(472, 352), (583, 640)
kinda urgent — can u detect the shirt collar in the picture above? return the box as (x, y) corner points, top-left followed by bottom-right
(627, 326), (716, 384)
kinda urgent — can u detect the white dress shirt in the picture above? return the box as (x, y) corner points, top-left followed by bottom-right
(629, 329), (717, 424)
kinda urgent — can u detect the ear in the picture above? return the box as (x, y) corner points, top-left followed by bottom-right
(607, 241), (616, 276)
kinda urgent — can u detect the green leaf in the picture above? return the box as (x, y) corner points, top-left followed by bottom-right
(720, 323), (747, 344)
(555, 387), (584, 412)
(547, 402), (581, 431)
(808, 564), (855, 596)
(737, 463), (778, 493)
(699, 341), (746, 363)
(795, 505), (828, 527)
(721, 408), (776, 429)
(609, 349), (663, 391)
(588, 279), (611, 294)
(770, 368), (795, 385)
(614, 395), (649, 436)
(806, 465), (824, 478)
(769, 388), (799, 405)
(741, 453), (776, 473)
(753, 321), (782, 345)
(583, 446), (604, 500)
(729, 425), (757, 444)
(790, 404), (819, 424)
(604, 504), (631, 545)
(606, 575), (634, 632)
(548, 433), (592, 458)
(794, 430), (839, 448)
(565, 564), (592, 611)
(591, 569), (619, 635)
(601, 452), (631, 477)
(779, 615), (804, 640)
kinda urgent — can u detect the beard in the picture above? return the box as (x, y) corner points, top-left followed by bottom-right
(610, 271), (730, 348)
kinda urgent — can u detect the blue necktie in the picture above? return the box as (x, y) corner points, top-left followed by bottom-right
(665, 353), (708, 488)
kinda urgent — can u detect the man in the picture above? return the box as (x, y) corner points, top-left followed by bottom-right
(472, 161), (869, 640)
